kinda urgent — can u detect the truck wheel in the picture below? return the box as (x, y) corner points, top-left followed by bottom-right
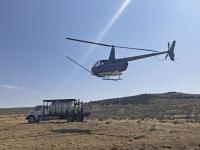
(76, 116), (83, 122)
(67, 116), (75, 122)
(28, 116), (36, 123)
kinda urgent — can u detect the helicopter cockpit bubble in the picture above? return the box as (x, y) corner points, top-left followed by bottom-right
(94, 60), (101, 67)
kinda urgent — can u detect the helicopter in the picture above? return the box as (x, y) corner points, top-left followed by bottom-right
(66, 37), (176, 81)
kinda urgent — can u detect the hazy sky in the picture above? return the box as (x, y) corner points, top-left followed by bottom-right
(0, 0), (200, 107)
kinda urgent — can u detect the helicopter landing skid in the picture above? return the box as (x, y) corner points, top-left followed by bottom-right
(102, 75), (122, 81)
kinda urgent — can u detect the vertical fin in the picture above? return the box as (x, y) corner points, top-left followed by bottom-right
(168, 41), (176, 61)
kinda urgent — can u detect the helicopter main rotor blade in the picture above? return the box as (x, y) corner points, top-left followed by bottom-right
(113, 45), (159, 52)
(66, 37), (111, 47)
(66, 37), (160, 52)
(66, 56), (91, 74)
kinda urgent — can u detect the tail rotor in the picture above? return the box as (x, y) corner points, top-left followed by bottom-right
(165, 41), (176, 61)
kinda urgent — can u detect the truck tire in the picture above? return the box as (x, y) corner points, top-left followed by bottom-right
(28, 116), (36, 124)
(67, 116), (75, 122)
(76, 116), (83, 122)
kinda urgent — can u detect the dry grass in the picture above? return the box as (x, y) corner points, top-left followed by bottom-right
(0, 115), (200, 150)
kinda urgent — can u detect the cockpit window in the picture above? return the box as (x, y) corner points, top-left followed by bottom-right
(94, 61), (101, 67)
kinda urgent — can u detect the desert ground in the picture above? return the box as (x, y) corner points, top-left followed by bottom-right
(0, 115), (200, 150)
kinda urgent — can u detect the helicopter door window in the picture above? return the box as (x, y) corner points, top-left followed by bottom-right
(100, 61), (104, 66)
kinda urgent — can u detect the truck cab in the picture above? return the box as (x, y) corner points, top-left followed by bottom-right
(26, 105), (43, 123)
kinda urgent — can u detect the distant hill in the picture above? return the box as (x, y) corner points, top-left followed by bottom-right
(0, 92), (200, 121)
(85, 92), (200, 120)
(87, 92), (200, 105)
(0, 107), (32, 115)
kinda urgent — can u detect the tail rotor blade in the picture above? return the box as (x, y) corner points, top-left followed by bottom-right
(168, 42), (170, 50)
(165, 40), (176, 60)
(165, 54), (169, 59)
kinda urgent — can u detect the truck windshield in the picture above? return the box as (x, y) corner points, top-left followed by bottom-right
(34, 106), (42, 111)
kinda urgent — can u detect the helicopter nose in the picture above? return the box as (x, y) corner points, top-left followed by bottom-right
(91, 66), (94, 73)
(91, 66), (96, 75)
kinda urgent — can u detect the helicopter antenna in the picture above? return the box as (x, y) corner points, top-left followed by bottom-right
(66, 37), (159, 53)
(66, 56), (91, 74)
